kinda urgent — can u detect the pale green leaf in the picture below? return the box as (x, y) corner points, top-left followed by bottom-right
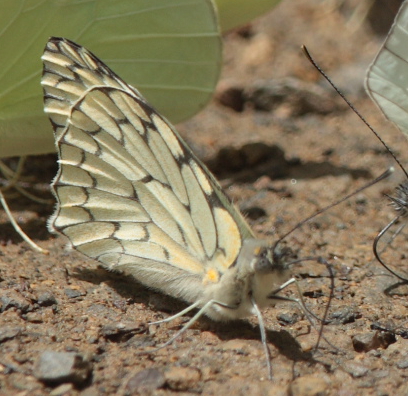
(0, 0), (221, 158)
(214, 0), (282, 32)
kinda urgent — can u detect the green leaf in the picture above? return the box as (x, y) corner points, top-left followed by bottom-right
(214, 0), (282, 32)
(0, 0), (221, 157)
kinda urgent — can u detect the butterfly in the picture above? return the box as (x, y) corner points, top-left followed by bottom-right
(366, 0), (408, 281)
(42, 37), (301, 378)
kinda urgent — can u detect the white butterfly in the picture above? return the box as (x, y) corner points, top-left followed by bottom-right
(366, 0), (408, 136)
(42, 37), (298, 378)
(366, 0), (408, 280)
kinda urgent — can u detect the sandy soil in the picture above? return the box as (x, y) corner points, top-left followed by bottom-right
(2, 0), (408, 395)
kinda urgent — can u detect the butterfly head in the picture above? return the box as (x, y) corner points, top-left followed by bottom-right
(251, 243), (291, 274)
(200, 239), (294, 321)
(247, 241), (295, 309)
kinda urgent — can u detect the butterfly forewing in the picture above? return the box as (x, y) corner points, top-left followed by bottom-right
(42, 38), (254, 302)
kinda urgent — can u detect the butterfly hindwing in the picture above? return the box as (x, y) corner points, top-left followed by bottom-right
(42, 37), (254, 302)
(366, 1), (408, 136)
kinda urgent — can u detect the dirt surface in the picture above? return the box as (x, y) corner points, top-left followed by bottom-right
(2, 0), (408, 395)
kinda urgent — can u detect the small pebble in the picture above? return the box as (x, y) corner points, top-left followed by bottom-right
(330, 307), (358, 324)
(25, 312), (43, 323)
(0, 326), (21, 343)
(34, 351), (92, 385)
(352, 332), (381, 352)
(277, 311), (300, 325)
(125, 368), (165, 393)
(164, 367), (201, 391)
(352, 331), (395, 352)
(100, 321), (144, 340)
(0, 290), (31, 313)
(342, 361), (369, 378)
(38, 292), (57, 307)
(64, 289), (82, 299)
(397, 359), (408, 369)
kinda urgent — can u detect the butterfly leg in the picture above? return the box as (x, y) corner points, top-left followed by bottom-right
(250, 297), (273, 380)
(149, 301), (201, 325)
(139, 299), (240, 354)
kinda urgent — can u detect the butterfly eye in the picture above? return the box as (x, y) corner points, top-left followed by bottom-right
(254, 256), (272, 273)
(253, 247), (282, 274)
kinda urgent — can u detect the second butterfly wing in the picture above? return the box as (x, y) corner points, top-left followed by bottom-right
(366, 1), (408, 136)
(366, 0), (408, 280)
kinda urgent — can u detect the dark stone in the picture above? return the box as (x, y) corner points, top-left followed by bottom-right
(352, 331), (396, 353)
(0, 290), (32, 313)
(277, 311), (300, 325)
(37, 292), (57, 307)
(330, 307), (358, 324)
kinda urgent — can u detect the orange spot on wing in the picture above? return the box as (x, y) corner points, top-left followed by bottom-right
(203, 268), (220, 285)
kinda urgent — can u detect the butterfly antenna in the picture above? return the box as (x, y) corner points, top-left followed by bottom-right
(273, 167), (393, 250)
(302, 45), (408, 180)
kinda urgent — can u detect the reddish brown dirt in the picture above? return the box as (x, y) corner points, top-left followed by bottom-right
(2, 0), (408, 395)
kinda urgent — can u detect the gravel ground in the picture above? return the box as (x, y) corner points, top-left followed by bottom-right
(2, 0), (408, 395)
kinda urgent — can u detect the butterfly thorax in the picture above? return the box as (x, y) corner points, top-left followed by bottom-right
(200, 239), (292, 321)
